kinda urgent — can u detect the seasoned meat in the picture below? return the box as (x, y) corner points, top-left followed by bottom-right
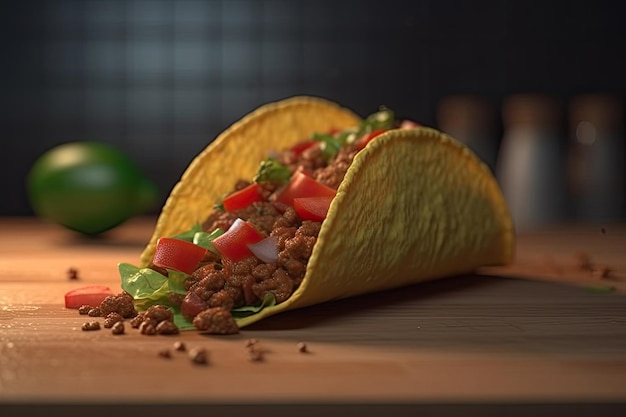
(144, 304), (173, 323)
(203, 211), (238, 235)
(99, 292), (137, 318)
(207, 289), (236, 310)
(251, 263), (278, 282)
(103, 312), (124, 328)
(193, 307), (239, 334)
(233, 201), (281, 234)
(252, 267), (294, 303)
(313, 146), (358, 189)
(279, 142), (327, 173)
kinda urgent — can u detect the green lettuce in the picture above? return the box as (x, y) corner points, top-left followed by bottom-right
(118, 262), (195, 330)
(118, 262), (277, 330)
(232, 293), (276, 322)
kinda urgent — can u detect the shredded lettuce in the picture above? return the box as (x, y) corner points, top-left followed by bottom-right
(118, 263), (195, 329)
(119, 263), (186, 303)
(232, 293), (276, 321)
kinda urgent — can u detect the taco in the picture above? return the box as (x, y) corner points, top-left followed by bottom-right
(117, 96), (515, 334)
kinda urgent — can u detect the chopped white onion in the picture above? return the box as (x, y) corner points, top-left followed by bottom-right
(247, 235), (279, 263)
(228, 217), (245, 232)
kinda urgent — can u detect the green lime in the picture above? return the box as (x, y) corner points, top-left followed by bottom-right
(26, 141), (159, 235)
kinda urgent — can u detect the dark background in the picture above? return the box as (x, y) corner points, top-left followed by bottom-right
(1, 0), (625, 218)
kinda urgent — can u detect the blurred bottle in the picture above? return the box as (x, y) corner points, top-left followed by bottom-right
(496, 94), (567, 232)
(567, 94), (624, 223)
(437, 95), (498, 171)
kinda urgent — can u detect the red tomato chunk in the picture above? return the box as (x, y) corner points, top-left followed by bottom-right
(212, 219), (264, 262)
(294, 196), (333, 222)
(64, 285), (114, 309)
(152, 237), (208, 275)
(222, 183), (263, 212)
(275, 170), (336, 207)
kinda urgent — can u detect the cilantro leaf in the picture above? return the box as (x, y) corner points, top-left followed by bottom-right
(253, 158), (292, 184)
(361, 107), (395, 134)
(312, 132), (343, 162)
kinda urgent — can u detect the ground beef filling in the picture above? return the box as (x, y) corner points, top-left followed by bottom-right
(161, 140), (361, 333)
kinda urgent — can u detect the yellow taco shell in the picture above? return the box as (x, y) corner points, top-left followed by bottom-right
(140, 96), (515, 328)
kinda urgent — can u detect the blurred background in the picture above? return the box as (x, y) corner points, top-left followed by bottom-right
(1, 0), (625, 231)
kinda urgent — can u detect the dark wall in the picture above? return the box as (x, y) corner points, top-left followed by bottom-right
(2, 0), (625, 216)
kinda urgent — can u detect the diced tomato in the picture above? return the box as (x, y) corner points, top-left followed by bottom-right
(211, 218), (264, 262)
(152, 237), (208, 275)
(64, 285), (114, 309)
(356, 129), (387, 151)
(275, 170), (337, 207)
(289, 140), (317, 158)
(294, 196), (334, 222)
(222, 183), (263, 212)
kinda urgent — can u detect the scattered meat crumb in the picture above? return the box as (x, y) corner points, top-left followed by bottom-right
(173, 341), (186, 352)
(245, 338), (258, 348)
(130, 313), (145, 328)
(246, 341), (265, 362)
(81, 321), (100, 331)
(189, 347), (209, 365)
(297, 342), (308, 353)
(67, 267), (79, 280)
(158, 349), (172, 359)
(601, 227), (606, 234)
(139, 321), (157, 335)
(144, 304), (174, 323)
(103, 312), (124, 328)
(248, 348), (264, 362)
(192, 307), (239, 334)
(111, 321), (125, 335)
(87, 307), (102, 317)
(78, 305), (91, 315)
(99, 293), (137, 318)
(156, 320), (179, 335)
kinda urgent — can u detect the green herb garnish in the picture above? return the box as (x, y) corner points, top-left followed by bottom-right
(253, 158), (292, 184)
(192, 228), (224, 253)
(361, 107), (395, 133)
(312, 132), (343, 162)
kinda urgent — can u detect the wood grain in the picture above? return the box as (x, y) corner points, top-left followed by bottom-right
(1, 217), (626, 407)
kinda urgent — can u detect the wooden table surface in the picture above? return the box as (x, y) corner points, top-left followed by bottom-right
(1, 216), (626, 416)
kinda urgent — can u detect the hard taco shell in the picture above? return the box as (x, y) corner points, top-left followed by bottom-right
(139, 96), (515, 328)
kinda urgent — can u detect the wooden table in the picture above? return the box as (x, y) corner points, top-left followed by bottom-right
(1, 216), (625, 416)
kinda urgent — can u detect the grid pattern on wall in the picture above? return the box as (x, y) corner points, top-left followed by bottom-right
(2, 0), (625, 215)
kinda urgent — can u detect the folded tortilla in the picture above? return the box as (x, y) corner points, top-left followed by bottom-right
(139, 96), (515, 328)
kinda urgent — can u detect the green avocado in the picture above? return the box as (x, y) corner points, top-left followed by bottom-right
(26, 141), (159, 235)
